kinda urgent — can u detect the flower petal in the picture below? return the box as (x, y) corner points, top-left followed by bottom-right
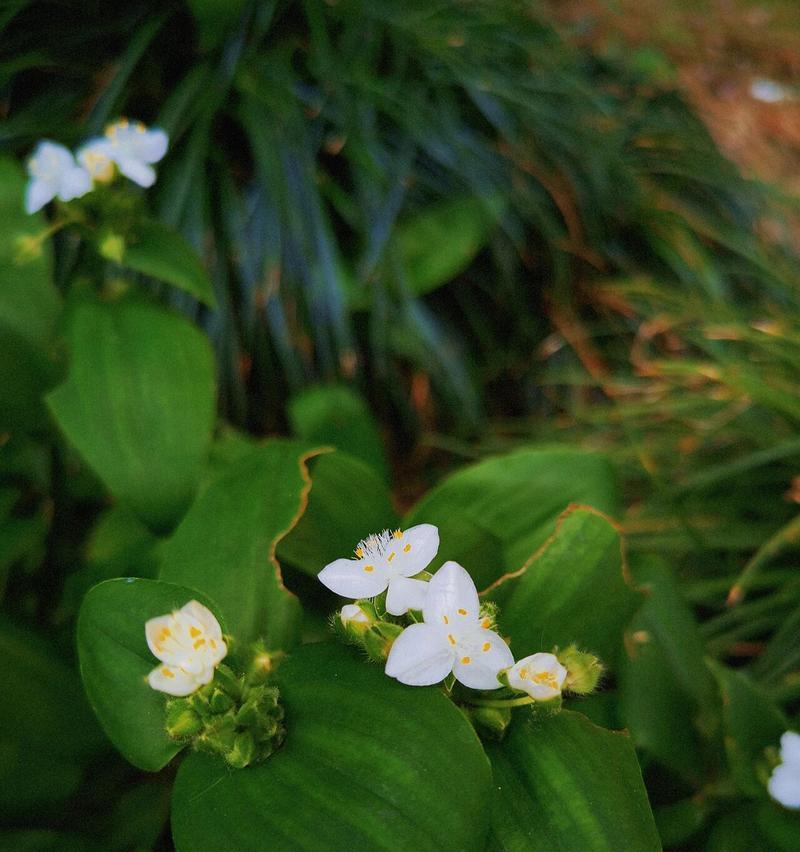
(423, 561), (480, 626)
(507, 652), (567, 700)
(25, 178), (55, 214)
(385, 576), (429, 616)
(768, 762), (800, 809)
(453, 629), (514, 690)
(384, 524), (440, 578)
(116, 157), (156, 188)
(318, 557), (390, 599)
(145, 613), (188, 665)
(147, 664), (203, 697)
(385, 623), (454, 686)
(139, 127), (169, 163)
(179, 600), (223, 638)
(780, 731), (800, 767)
(57, 166), (92, 201)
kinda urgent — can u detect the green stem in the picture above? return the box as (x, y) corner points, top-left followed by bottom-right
(466, 695), (534, 709)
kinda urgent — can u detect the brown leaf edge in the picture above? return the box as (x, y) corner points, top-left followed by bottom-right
(478, 502), (641, 598)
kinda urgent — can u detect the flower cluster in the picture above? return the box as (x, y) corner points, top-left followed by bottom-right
(25, 118), (168, 213)
(768, 731), (800, 810)
(318, 524), (601, 711)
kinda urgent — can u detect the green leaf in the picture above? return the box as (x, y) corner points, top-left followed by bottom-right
(0, 156), (61, 429)
(288, 384), (388, 480)
(160, 441), (316, 650)
(110, 219), (216, 307)
(172, 643), (491, 852)
(0, 617), (105, 813)
(0, 832), (100, 852)
(710, 661), (787, 797)
(406, 447), (618, 589)
(488, 506), (642, 665)
(486, 710), (660, 851)
(618, 558), (719, 783)
(46, 295), (216, 532)
(77, 577), (225, 772)
(395, 195), (504, 296)
(276, 450), (398, 578)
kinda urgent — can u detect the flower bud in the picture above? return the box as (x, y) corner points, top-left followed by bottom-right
(209, 688), (235, 714)
(165, 699), (203, 740)
(227, 731), (257, 769)
(557, 645), (603, 695)
(468, 705), (512, 741)
(340, 601), (377, 634)
(363, 622), (404, 663)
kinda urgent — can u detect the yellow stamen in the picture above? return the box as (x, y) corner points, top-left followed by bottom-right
(364, 565), (374, 573)
(481, 618), (490, 629)
(193, 639), (206, 649)
(162, 668), (175, 678)
(443, 615), (449, 625)
(356, 547), (364, 558)
(393, 530), (403, 539)
(461, 656), (471, 665)
(447, 634), (456, 646)
(387, 552), (396, 562)
(457, 608), (467, 616)
(403, 544), (411, 553)
(482, 642), (491, 652)
(189, 626), (201, 638)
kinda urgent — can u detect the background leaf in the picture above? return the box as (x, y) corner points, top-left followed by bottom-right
(77, 577), (225, 772)
(172, 642), (492, 852)
(486, 710), (660, 851)
(159, 441), (315, 650)
(111, 219), (216, 307)
(46, 295), (216, 532)
(487, 505), (642, 665)
(406, 447), (618, 589)
(0, 617), (106, 814)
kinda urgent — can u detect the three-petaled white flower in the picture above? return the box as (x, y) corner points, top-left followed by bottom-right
(385, 561), (513, 689)
(507, 652), (567, 700)
(318, 524), (439, 616)
(101, 118), (168, 188)
(144, 600), (227, 697)
(768, 731), (800, 810)
(25, 141), (92, 213)
(76, 138), (116, 184)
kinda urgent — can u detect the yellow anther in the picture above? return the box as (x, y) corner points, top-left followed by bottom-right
(482, 642), (491, 652)
(393, 530), (403, 539)
(356, 547), (364, 558)
(387, 551), (396, 562)
(193, 639), (206, 649)
(461, 656), (471, 665)
(403, 544), (411, 553)
(189, 626), (201, 638)
(364, 565), (374, 573)
(210, 639), (217, 649)
(481, 618), (491, 629)
(457, 608), (467, 616)
(162, 668), (175, 678)
(447, 634), (456, 646)
(443, 615), (449, 625)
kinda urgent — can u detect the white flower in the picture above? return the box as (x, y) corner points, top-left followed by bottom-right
(340, 603), (371, 626)
(76, 138), (116, 184)
(384, 561), (513, 689)
(102, 118), (169, 188)
(768, 731), (800, 809)
(25, 141), (91, 213)
(144, 600), (227, 697)
(318, 524), (439, 616)
(507, 652), (567, 700)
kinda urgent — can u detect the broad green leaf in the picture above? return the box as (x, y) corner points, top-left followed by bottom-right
(406, 447), (618, 589)
(288, 384), (388, 480)
(0, 157), (61, 429)
(106, 219), (216, 307)
(488, 506), (642, 665)
(710, 661), (787, 797)
(395, 195), (504, 296)
(160, 441), (316, 650)
(486, 710), (660, 851)
(0, 617), (105, 813)
(46, 295), (216, 533)
(618, 558), (719, 783)
(77, 577), (225, 771)
(172, 643), (491, 852)
(276, 450), (398, 578)
(755, 800), (800, 852)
